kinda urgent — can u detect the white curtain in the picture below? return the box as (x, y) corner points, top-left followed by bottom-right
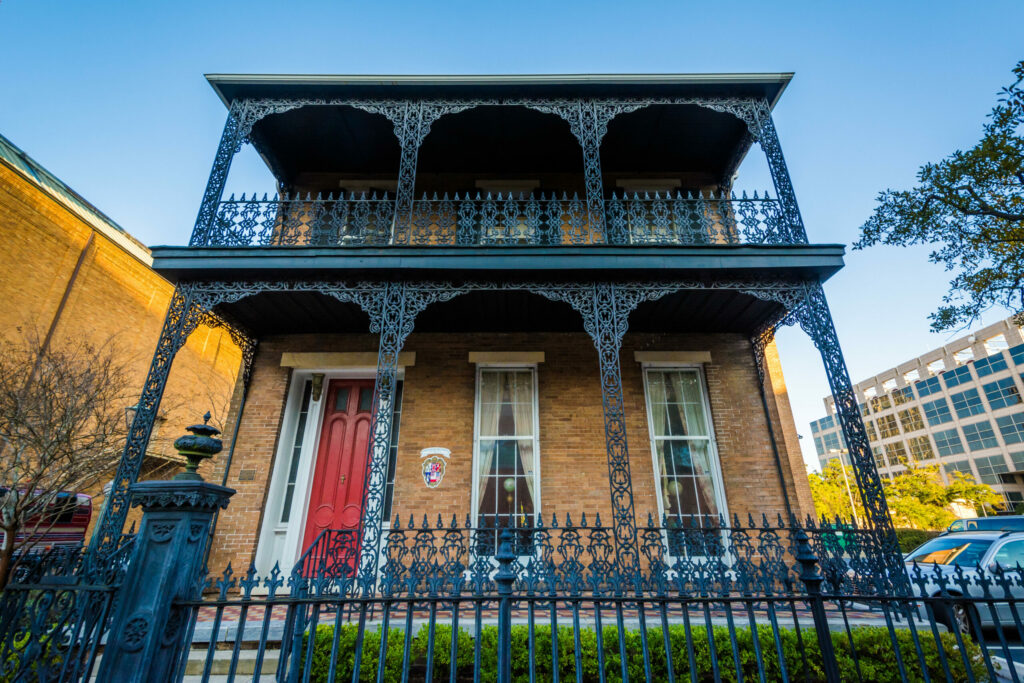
(512, 372), (536, 504)
(663, 370), (706, 437)
(477, 370), (536, 518)
(690, 443), (719, 518)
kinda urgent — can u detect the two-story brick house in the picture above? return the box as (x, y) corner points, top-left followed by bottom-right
(93, 73), (899, 581)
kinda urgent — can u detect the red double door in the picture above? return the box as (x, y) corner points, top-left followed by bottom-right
(300, 379), (375, 553)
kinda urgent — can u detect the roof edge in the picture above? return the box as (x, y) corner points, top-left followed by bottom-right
(204, 72), (793, 109)
(0, 133), (153, 267)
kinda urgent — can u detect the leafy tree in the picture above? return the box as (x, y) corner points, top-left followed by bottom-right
(945, 469), (1005, 516)
(883, 466), (958, 529)
(809, 462), (1003, 530)
(856, 61), (1024, 331)
(807, 460), (865, 522)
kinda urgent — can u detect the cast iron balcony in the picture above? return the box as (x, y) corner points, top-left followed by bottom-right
(200, 190), (802, 247)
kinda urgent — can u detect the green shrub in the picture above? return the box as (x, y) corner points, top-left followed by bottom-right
(303, 622), (986, 682)
(895, 528), (943, 553)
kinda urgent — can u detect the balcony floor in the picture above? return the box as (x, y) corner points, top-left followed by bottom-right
(151, 244), (845, 283)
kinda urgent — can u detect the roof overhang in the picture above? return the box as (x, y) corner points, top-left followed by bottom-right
(203, 73), (793, 189)
(205, 72), (792, 109)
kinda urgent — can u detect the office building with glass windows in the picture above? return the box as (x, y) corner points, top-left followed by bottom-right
(811, 317), (1024, 507)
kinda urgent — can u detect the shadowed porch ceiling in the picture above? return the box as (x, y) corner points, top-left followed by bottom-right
(212, 288), (785, 338)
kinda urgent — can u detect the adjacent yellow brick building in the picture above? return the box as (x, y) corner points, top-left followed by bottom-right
(0, 132), (242, 536)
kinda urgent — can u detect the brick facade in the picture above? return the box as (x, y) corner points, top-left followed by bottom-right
(208, 330), (812, 574)
(0, 154), (242, 537)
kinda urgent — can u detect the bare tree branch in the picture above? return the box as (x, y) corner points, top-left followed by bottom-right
(0, 333), (132, 587)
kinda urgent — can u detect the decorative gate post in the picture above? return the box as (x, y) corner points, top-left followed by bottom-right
(97, 418), (234, 683)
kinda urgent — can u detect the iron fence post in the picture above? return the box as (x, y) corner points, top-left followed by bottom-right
(95, 479), (234, 682)
(494, 527), (517, 683)
(794, 527), (841, 683)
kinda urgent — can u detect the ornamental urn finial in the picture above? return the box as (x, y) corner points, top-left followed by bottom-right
(172, 412), (222, 481)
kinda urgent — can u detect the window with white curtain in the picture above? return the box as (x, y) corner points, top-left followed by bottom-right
(474, 368), (539, 535)
(643, 367), (726, 529)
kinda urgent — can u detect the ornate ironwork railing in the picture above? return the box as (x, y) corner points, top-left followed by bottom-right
(0, 535), (135, 683)
(291, 513), (889, 599)
(10, 517), (1024, 682)
(202, 190), (796, 247)
(164, 517), (1002, 683)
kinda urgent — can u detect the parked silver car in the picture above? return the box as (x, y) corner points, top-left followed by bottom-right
(948, 515), (1024, 532)
(905, 531), (1024, 636)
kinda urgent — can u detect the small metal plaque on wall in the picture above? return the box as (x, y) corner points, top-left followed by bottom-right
(420, 447), (450, 488)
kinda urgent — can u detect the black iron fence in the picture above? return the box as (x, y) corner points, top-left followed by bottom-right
(5, 517), (1024, 682)
(0, 534), (134, 682)
(202, 191), (794, 248)
(165, 516), (1003, 683)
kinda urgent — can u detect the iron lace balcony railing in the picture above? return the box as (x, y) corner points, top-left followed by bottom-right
(203, 190), (800, 247)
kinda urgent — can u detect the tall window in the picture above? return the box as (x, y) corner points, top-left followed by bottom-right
(892, 387), (914, 405)
(923, 397), (953, 426)
(474, 368), (539, 533)
(984, 377), (1021, 410)
(950, 388), (985, 418)
(884, 441), (908, 467)
(897, 407), (924, 433)
(915, 376), (942, 398)
(943, 365), (973, 388)
(877, 414), (900, 438)
(934, 428), (965, 457)
(908, 435), (935, 461)
(643, 368), (724, 528)
(997, 412), (1024, 445)
(280, 380), (314, 524)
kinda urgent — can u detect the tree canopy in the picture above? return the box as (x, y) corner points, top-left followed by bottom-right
(808, 461), (1003, 530)
(855, 61), (1024, 331)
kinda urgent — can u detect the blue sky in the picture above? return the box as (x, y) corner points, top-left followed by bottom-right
(1, 0), (1022, 469)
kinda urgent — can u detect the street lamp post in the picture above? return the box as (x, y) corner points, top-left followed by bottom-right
(829, 448), (861, 526)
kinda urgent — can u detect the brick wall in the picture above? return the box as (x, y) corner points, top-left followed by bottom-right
(0, 160), (243, 536)
(208, 330), (813, 574)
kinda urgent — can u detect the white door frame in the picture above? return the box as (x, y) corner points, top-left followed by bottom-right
(253, 367), (402, 576)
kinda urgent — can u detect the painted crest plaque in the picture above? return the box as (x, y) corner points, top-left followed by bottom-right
(419, 447), (451, 488)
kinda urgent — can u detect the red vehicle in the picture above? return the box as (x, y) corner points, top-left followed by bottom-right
(0, 491), (92, 553)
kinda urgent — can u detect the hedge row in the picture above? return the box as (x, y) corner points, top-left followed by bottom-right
(302, 622), (986, 682)
(894, 528), (943, 553)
